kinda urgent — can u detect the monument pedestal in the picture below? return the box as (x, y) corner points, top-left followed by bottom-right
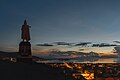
(18, 41), (32, 62)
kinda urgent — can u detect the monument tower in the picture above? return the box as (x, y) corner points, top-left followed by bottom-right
(18, 20), (32, 62)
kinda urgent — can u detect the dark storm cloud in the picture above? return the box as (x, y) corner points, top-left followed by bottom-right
(92, 43), (117, 47)
(36, 43), (54, 46)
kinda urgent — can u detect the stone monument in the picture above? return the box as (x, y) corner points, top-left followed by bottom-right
(18, 20), (32, 62)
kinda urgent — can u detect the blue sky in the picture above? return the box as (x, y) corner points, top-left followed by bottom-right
(0, 0), (120, 54)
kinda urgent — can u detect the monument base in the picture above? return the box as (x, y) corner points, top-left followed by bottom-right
(19, 41), (31, 56)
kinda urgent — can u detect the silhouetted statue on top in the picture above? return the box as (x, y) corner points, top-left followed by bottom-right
(21, 20), (30, 42)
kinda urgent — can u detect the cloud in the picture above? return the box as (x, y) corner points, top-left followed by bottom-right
(79, 49), (85, 51)
(49, 51), (77, 59)
(49, 50), (99, 60)
(36, 43), (54, 46)
(75, 42), (92, 46)
(53, 42), (73, 46)
(113, 41), (120, 44)
(92, 44), (99, 47)
(92, 43), (117, 47)
(36, 41), (92, 47)
(36, 42), (73, 47)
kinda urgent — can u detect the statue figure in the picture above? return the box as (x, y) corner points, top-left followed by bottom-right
(21, 20), (30, 42)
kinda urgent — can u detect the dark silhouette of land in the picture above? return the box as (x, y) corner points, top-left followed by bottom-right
(0, 51), (81, 80)
(0, 62), (65, 80)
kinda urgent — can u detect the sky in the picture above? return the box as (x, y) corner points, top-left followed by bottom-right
(1, 0), (120, 55)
